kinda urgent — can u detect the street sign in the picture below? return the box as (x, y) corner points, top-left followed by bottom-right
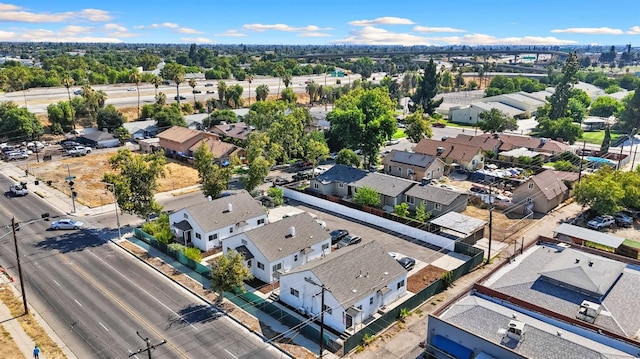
(65, 176), (76, 181)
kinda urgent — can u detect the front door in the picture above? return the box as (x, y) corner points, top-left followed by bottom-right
(345, 314), (353, 329)
(184, 230), (192, 245)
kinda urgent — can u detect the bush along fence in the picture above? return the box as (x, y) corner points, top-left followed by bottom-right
(133, 228), (211, 278)
(341, 241), (484, 354)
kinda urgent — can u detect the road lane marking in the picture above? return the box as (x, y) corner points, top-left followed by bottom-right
(98, 322), (109, 332)
(224, 349), (238, 358)
(53, 279), (61, 287)
(62, 253), (189, 359)
(86, 249), (197, 330)
(74, 299), (83, 307)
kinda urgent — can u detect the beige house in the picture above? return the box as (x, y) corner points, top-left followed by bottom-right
(382, 150), (446, 181)
(511, 170), (577, 214)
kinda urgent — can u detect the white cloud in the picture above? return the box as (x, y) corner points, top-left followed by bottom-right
(243, 23), (331, 32)
(0, 4), (112, 23)
(176, 27), (204, 34)
(103, 23), (136, 38)
(551, 27), (624, 35)
(413, 26), (466, 33)
(431, 33), (578, 45)
(627, 26), (640, 34)
(214, 29), (247, 37)
(298, 32), (331, 38)
(103, 23), (126, 32)
(180, 37), (213, 43)
(0, 27), (121, 42)
(333, 26), (431, 46)
(349, 17), (414, 26)
(137, 22), (179, 29)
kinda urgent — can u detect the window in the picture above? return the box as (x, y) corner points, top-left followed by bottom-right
(208, 233), (218, 241)
(369, 297), (374, 305)
(528, 182), (534, 190)
(314, 183), (319, 189)
(322, 243), (329, 251)
(338, 182), (344, 188)
(434, 203), (442, 211)
(290, 288), (299, 297)
(294, 254), (298, 262)
(323, 304), (332, 315)
(229, 227), (234, 234)
(357, 305), (363, 310)
(387, 165), (391, 172)
(183, 213), (188, 219)
(437, 167), (441, 172)
(397, 166), (402, 172)
(526, 197), (533, 204)
(273, 263), (282, 272)
(406, 195), (415, 204)
(258, 218), (265, 225)
(407, 168), (413, 175)
(257, 262), (264, 270)
(195, 233), (201, 239)
(397, 280), (405, 289)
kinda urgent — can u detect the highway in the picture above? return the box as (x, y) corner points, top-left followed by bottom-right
(0, 173), (283, 359)
(0, 73), (362, 115)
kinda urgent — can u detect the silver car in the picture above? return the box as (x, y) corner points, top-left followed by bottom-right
(51, 219), (84, 230)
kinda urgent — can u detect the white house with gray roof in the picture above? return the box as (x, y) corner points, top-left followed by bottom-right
(169, 191), (267, 251)
(221, 213), (331, 283)
(382, 150), (446, 181)
(278, 241), (407, 333)
(404, 184), (469, 216)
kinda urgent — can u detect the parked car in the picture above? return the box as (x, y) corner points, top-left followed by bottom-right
(67, 146), (92, 157)
(337, 235), (362, 248)
(50, 219), (84, 230)
(386, 139), (400, 145)
(330, 229), (349, 245)
(397, 257), (416, 271)
(5, 151), (28, 161)
(174, 95), (187, 100)
(587, 215), (615, 230)
(292, 171), (313, 181)
(192, 89), (201, 94)
(60, 140), (81, 150)
(73, 89), (82, 95)
(613, 212), (634, 227)
(433, 122), (446, 128)
(313, 166), (329, 175)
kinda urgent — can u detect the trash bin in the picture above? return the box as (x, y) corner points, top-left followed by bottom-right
(34, 180), (39, 185)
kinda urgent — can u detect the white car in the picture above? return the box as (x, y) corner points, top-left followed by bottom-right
(51, 219), (84, 230)
(127, 87), (137, 91)
(313, 166), (329, 175)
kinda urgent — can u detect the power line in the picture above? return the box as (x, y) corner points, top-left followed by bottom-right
(128, 331), (166, 359)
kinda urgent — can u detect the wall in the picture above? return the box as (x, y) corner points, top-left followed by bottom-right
(283, 189), (455, 250)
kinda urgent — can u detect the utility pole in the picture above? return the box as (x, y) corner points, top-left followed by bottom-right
(67, 165), (76, 213)
(486, 179), (494, 265)
(129, 331), (166, 359)
(12, 217), (28, 315)
(628, 128), (637, 172)
(578, 141), (586, 182)
(104, 183), (122, 240)
(305, 277), (328, 359)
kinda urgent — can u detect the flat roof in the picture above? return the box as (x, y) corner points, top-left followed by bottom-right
(430, 212), (487, 236)
(499, 147), (540, 158)
(554, 223), (625, 249)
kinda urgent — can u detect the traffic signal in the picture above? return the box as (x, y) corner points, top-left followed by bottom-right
(68, 181), (74, 188)
(72, 191), (78, 198)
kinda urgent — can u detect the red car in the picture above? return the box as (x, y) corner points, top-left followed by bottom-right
(432, 122), (446, 128)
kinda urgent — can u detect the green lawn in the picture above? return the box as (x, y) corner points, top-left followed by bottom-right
(579, 130), (622, 145)
(445, 121), (476, 129)
(392, 128), (405, 139)
(623, 239), (640, 249)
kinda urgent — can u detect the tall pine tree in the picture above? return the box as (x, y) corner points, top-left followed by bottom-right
(548, 52), (579, 120)
(600, 126), (611, 154)
(619, 85), (640, 132)
(410, 58), (443, 115)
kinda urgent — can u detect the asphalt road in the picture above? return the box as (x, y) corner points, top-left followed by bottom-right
(0, 174), (282, 359)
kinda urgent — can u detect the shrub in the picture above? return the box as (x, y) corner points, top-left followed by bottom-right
(394, 202), (409, 217)
(268, 187), (284, 206)
(184, 247), (202, 262)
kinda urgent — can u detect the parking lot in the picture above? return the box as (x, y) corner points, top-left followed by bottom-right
(269, 200), (448, 275)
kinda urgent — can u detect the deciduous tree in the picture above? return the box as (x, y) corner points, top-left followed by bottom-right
(161, 63), (185, 104)
(335, 149), (361, 168)
(477, 108), (518, 133)
(47, 101), (75, 134)
(404, 107), (433, 143)
(210, 250), (253, 302)
(96, 105), (125, 132)
(575, 166), (625, 214)
(194, 144), (232, 199)
(353, 186), (381, 207)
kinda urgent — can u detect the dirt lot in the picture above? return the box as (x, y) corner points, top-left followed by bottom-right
(407, 265), (447, 293)
(23, 152), (200, 208)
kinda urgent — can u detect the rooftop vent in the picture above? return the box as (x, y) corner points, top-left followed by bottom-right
(436, 147), (445, 155)
(227, 203), (233, 212)
(506, 320), (525, 341)
(290, 226), (296, 238)
(588, 261), (594, 267)
(577, 300), (601, 324)
(557, 330), (563, 337)
(575, 258), (580, 264)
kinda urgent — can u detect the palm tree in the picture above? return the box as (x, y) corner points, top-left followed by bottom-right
(282, 71), (292, 88)
(189, 78), (197, 105)
(255, 84), (269, 101)
(62, 75), (74, 101)
(217, 81), (227, 108)
(151, 75), (162, 97)
(306, 80), (319, 105)
(206, 98), (216, 114)
(130, 71), (141, 120)
(274, 65), (285, 100)
(156, 92), (167, 106)
(95, 90), (107, 108)
(246, 73), (254, 106)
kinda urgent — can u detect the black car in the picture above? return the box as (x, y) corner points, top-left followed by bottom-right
(192, 89), (201, 94)
(204, 83), (214, 87)
(174, 95), (187, 100)
(60, 140), (81, 149)
(292, 171), (313, 181)
(337, 235), (362, 248)
(330, 229), (349, 245)
(397, 257), (416, 271)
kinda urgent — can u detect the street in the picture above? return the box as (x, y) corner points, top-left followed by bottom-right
(0, 173), (282, 359)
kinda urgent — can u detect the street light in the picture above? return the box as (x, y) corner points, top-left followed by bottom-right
(103, 183), (122, 240)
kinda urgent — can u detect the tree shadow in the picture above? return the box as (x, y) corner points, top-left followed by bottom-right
(33, 228), (112, 254)
(166, 303), (223, 330)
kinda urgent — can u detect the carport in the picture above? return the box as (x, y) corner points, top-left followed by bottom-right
(430, 212), (487, 244)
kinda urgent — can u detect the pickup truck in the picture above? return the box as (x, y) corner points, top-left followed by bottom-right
(587, 215), (615, 230)
(67, 146), (92, 157)
(9, 183), (28, 196)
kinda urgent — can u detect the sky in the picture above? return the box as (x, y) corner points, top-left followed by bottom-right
(0, 1), (639, 46)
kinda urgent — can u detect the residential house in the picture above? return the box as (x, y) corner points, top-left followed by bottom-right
(222, 213), (331, 283)
(449, 101), (524, 124)
(511, 169), (575, 214)
(279, 241), (407, 333)
(156, 126), (219, 157)
(413, 139), (485, 171)
(443, 134), (502, 153)
(403, 184), (468, 217)
(310, 165), (416, 210)
(382, 150), (446, 181)
(169, 191), (267, 251)
(188, 136), (245, 164)
(480, 133), (571, 156)
(76, 130), (120, 148)
(210, 123), (253, 143)
(122, 119), (158, 140)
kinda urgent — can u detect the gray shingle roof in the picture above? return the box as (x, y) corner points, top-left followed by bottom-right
(405, 185), (466, 206)
(387, 150), (437, 168)
(286, 241), (406, 309)
(183, 190), (265, 233)
(242, 213), (330, 262)
(315, 164), (368, 184)
(81, 130), (116, 142)
(352, 172), (416, 198)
